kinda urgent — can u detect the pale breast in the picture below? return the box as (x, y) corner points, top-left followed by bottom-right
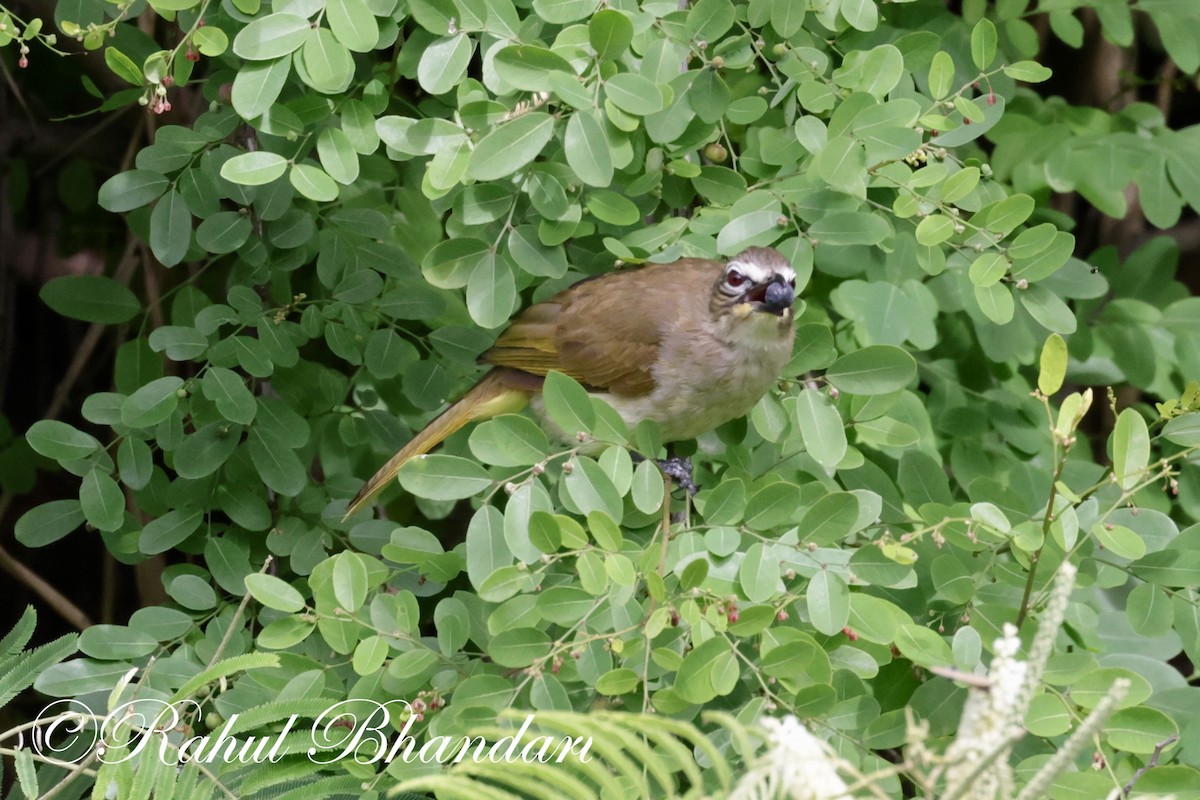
(595, 318), (792, 442)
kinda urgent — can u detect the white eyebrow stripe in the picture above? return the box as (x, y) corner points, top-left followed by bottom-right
(725, 259), (772, 283)
(726, 259), (796, 284)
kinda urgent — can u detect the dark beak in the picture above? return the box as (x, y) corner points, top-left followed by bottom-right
(761, 275), (794, 314)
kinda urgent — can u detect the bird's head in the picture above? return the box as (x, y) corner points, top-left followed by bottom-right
(711, 247), (797, 323)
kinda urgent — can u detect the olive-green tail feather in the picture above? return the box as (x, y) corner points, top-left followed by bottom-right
(342, 370), (532, 520)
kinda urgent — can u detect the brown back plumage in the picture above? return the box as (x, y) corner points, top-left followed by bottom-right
(481, 259), (723, 396)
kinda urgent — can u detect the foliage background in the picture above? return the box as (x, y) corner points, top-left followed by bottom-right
(3, 0), (1200, 796)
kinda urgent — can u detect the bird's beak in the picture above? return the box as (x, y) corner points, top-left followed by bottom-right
(749, 275), (794, 315)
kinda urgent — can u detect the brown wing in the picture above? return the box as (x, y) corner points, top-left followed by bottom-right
(480, 259), (721, 397)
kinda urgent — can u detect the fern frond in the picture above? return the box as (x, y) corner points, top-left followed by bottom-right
(391, 774), (526, 800)
(169, 653), (280, 702)
(223, 698), (335, 736)
(0, 606), (37, 658)
(0, 633), (79, 710)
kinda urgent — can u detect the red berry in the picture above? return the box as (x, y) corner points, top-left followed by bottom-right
(987, 92), (996, 106)
(18, 55), (28, 68)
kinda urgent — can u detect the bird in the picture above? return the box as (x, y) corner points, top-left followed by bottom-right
(343, 246), (797, 520)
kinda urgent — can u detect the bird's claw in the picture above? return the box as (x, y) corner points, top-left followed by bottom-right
(657, 456), (698, 496)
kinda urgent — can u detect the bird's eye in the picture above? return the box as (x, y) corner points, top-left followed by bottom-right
(788, 278), (796, 289)
(727, 270), (747, 288)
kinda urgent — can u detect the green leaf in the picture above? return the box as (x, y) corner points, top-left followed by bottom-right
(929, 51), (954, 100)
(586, 190), (639, 225)
(243, 575), (307, 614)
(247, 430), (307, 496)
(80, 468), (124, 531)
(971, 18), (997, 70)
(15, 500), (85, 547)
(1112, 408), (1150, 490)
(825, 346), (917, 395)
(289, 163), (340, 202)
(202, 367), (256, 424)
(970, 501), (1011, 534)
(631, 458), (665, 514)
(231, 57), (291, 119)
(488, 627), (551, 667)
(1093, 523), (1146, 561)
(974, 282), (1015, 325)
(1039, 333), (1068, 395)
(675, 637), (730, 704)
(739, 543), (780, 603)
(841, 0), (877, 31)
(942, 167), (981, 204)
(192, 26), (228, 57)
(564, 111), (613, 188)
(1004, 60), (1052, 82)
(466, 253), (516, 329)
(221, 151), (288, 186)
(807, 570), (850, 635)
(149, 190), (191, 267)
(1163, 413), (1200, 447)
(689, 68), (729, 124)
(1125, 582), (1174, 639)
(418, 34), (473, 95)
(104, 47), (143, 85)
(493, 45), (574, 91)
(469, 414), (549, 466)
(605, 73), (664, 116)
(175, 422), (242, 479)
(327, 0), (378, 52)
(332, 552), (368, 612)
(353, 635), (388, 675)
(915, 214), (956, 246)
(530, 0), (595, 24)
(98, 170), (168, 212)
(79, 624), (157, 659)
(467, 113), (556, 181)
(595, 668), (639, 695)
(195, 211), (251, 254)
(807, 212), (889, 246)
(1105, 707), (1179, 754)
(689, 0), (734, 41)
(120, 376), (183, 428)
(563, 456), (623, 520)
(399, 455), (492, 500)
(588, 9), (632, 59)
(796, 492), (859, 546)
(769, 0), (804, 37)
(139, 507), (203, 554)
(317, 128), (360, 184)
(232, 13), (310, 60)
(792, 389), (846, 470)
(894, 624), (954, 668)
(542, 370), (595, 437)
(26, 420), (101, 461)
(969, 253), (1008, 287)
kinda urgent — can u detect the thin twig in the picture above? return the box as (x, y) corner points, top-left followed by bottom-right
(0, 544), (92, 630)
(1121, 734), (1179, 798)
(36, 749), (99, 800)
(206, 557), (273, 669)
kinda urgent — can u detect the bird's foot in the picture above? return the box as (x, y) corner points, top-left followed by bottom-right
(657, 456), (698, 496)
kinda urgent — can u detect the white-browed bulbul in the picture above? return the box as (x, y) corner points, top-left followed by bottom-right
(344, 246), (797, 519)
